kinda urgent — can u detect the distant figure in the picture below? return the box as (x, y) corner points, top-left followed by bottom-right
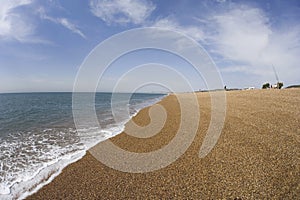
(224, 85), (227, 91)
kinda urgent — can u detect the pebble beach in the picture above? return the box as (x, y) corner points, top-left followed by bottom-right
(27, 89), (300, 199)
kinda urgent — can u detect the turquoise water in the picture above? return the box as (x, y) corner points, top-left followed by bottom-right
(0, 92), (165, 199)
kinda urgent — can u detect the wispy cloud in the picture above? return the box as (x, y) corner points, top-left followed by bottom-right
(38, 7), (86, 39)
(203, 5), (300, 84)
(151, 17), (207, 42)
(89, 0), (155, 25)
(0, 0), (34, 42)
(214, 0), (227, 3)
(58, 18), (86, 39)
(142, 2), (300, 86)
(208, 6), (272, 66)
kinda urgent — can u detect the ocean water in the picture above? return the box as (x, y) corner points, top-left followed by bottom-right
(0, 92), (165, 199)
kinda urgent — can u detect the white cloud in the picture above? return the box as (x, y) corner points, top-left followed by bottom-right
(38, 7), (86, 39)
(59, 18), (86, 39)
(209, 6), (272, 66)
(0, 0), (34, 41)
(195, 5), (300, 86)
(152, 17), (206, 42)
(215, 0), (227, 3)
(89, 0), (155, 25)
(149, 4), (300, 87)
(220, 65), (249, 73)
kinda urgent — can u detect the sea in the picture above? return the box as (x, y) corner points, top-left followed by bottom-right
(0, 92), (165, 200)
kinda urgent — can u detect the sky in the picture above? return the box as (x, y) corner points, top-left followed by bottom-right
(0, 0), (300, 93)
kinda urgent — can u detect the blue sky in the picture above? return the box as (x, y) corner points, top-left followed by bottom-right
(0, 0), (299, 93)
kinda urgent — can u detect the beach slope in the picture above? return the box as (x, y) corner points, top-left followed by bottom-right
(27, 89), (300, 199)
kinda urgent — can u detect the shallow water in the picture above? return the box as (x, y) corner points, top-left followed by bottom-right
(0, 92), (165, 199)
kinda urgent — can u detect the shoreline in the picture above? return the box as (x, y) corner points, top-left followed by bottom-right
(28, 89), (300, 199)
(9, 94), (167, 200)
